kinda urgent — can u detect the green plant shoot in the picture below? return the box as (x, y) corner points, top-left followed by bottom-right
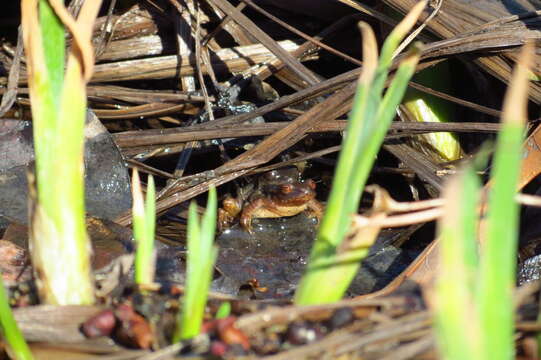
(132, 169), (156, 286)
(434, 43), (532, 360)
(0, 276), (33, 360)
(173, 187), (218, 341)
(476, 43), (531, 360)
(295, 1), (427, 305)
(435, 165), (482, 360)
(21, 0), (103, 305)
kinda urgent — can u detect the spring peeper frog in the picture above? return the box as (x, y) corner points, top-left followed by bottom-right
(219, 167), (323, 233)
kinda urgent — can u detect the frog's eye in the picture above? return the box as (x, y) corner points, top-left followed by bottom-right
(306, 179), (316, 190)
(280, 184), (294, 193)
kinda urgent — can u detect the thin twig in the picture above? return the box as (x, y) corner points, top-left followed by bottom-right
(393, 0), (442, 58)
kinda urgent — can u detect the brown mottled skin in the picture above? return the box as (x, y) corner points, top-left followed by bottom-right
(218, 168), (323, 233)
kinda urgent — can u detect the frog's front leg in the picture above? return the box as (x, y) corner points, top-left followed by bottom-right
(240, 197), (282, 234)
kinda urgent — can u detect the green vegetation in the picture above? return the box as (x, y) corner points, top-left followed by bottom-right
(0, 277), (33, 360)
(294, 1), (427, 305)
(21, 0), (102, 304)
(215, 302), (232, 319)
(132, 170), (157, 287)
(434, 43), (532, 360)
(14, 0), (534, 357)
(173, 187), (218, 341)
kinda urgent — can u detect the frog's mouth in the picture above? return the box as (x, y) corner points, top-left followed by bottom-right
(271, 191), (316, 206)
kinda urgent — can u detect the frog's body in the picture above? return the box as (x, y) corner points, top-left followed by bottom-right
(219, 168), (323, 233)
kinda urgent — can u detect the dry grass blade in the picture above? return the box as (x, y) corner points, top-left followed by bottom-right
(261, 312), (432, 360)
(384, 143), (446, 189)
(14, 305), (104, 343)
(0, 27), (23, 117)
(361, 41), (539, 307)
(501, 41), (533, 126)
(93, 102), (199, 120)
(89, 40), (311, 82)
(86, 86), (209, 103)
(207, 0), (320, 86)
(240, 0), (363, 74)
(97, 34), (174, 61)
(21, 1), (46, 91)
(383, 0), (541, 103)
(112, 121), (501, 149)
(247, 14), (360, 90)
(114, 168), (251, 226)
(393, 0), (442, 57)
(337, 0), (411, 36)
(215, 82), (356, 173)
(358, 22), (378, 84)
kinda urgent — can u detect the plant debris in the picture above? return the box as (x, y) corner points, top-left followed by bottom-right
(3, 0), (541, 358)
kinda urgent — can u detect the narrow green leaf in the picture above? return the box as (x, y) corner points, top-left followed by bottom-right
(201, 186), (217, 252)
(372, 0), (427, 95)
(145, 175), (156, 252)
(38, 0), (63, 109)
(0, 277), (33, 360)
(133, 171), (156, 286)
(215, 302), (231, 319)
(295, 41), (421, 305)
(477, 43), (532, 360)
(316, 81), (377, 248)
(33, 0), (65, 214)
(435, 165), (481, 360)
(174, 188), (218, 341)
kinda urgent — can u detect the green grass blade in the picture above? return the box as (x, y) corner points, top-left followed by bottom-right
(349, 44), (422, 207)
(133, 170), (156, 286)
(145, 175), (156, 255)
(215, 302), (231, 319)
(295, 40), (422, 305)
(314, 2), (426, 251)
(201, 186), (217, 252)
(371, 1), (427, 95)
(174, 187), (218, 341)
(0, 277), (33, 360)
(434, 166), (481, 360)
(48, 54), (94, 305)
(132, 169), (146, 283)
(315, 22), (379, 249)
(38, 0), (63, 108)
(294, 23), (378, 305)
(33, 0), (63, 199)
(477, 43), (532, 360)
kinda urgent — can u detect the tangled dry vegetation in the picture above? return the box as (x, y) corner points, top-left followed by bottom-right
(3, 0), (541, 359)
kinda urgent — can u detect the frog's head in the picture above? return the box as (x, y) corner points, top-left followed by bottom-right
(266, 179), (316, 206)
